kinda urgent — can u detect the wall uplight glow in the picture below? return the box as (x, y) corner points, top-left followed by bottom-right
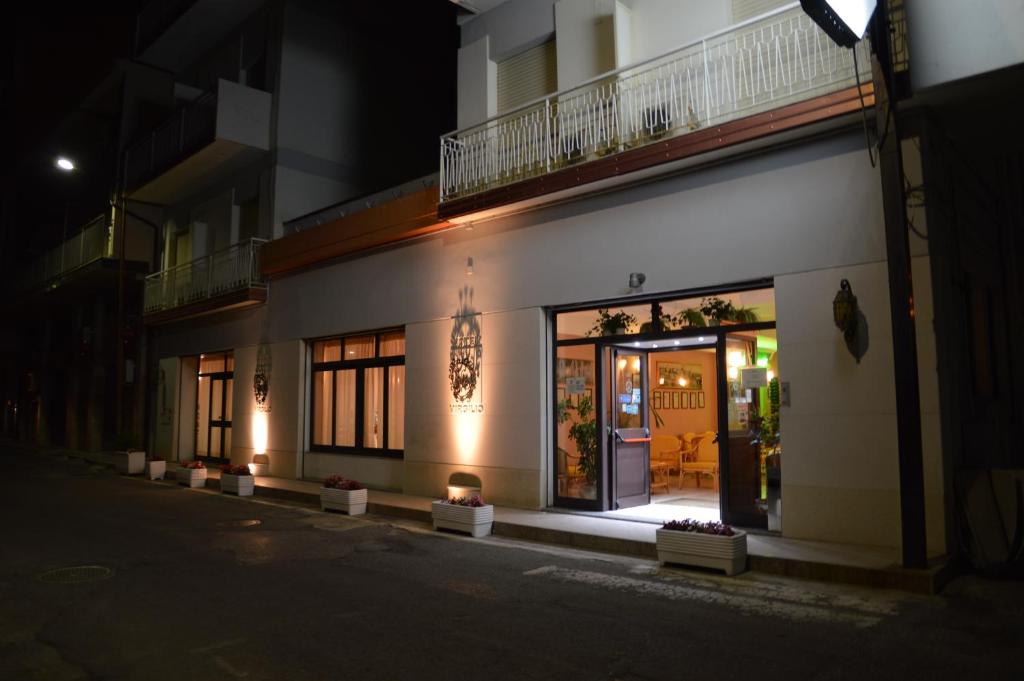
(453, 412), (483, 464)
(252, 410), (268, 456)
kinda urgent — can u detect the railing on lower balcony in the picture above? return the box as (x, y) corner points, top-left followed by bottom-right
(143, 238), (267, 315)
(21, 215), (112, 291)
(439, 2), (871, 204)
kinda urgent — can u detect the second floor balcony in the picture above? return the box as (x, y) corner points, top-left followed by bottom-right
(124, 78), (271, 205)
(439, 2), (873, 220)
(143, 237), (268, 324)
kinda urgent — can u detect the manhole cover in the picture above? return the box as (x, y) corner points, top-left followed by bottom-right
(217, 519), (262, 528)
(37, 565), (113, 584)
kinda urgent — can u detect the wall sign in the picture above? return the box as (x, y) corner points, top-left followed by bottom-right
(254, 343), (272, 412)
(449, 306), (483, 414)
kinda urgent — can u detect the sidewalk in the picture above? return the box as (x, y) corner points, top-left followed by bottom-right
(44, 448), (953, 594)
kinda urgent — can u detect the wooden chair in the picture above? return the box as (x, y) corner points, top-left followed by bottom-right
(681, 434), (719, 491)
(650, 435), (680, 494)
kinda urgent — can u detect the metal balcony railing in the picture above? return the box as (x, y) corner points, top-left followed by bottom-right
(20, 215), (113, 291)
(439, 2), (872, 203)
(124, 91), (217, 191)
(143, 237), (267, 314)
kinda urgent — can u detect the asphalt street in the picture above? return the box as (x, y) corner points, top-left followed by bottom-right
(1, 448), (1022, 680)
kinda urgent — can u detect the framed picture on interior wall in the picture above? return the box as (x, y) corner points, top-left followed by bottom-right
(688, 392), (697, 409)
(653, 391), (662, 409)
(672, 391), (682, 410)
(557, 358), (595, 386)
(557, 387), (566, 405)
(681, 364), (703, 390)
(698, 392), (705, 408)
(658, 362), (684, 389)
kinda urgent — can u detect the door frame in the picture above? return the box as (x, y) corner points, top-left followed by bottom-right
(549, 279), (777, 519)
(196, 353), (233, 462)
(608, 345), (651, 510)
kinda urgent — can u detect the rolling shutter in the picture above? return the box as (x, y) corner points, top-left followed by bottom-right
(497, 39), (558, 114)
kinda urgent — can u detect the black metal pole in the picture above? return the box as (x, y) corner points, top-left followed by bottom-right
(873, 5), (928, 569)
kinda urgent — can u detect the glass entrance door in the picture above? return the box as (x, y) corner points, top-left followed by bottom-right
(609, 348), (650, 509)
(196, 352), (233, 461)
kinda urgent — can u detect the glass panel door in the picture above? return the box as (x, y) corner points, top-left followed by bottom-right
(720, 331), (779, 528)
(610, 347), (650, 509)
(555, 343), (601, 507)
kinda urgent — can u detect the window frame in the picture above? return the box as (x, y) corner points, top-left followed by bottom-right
(196, 351), (233, 462)
(309, 329), (405, 459)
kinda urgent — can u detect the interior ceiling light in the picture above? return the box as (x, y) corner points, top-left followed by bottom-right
(799, 0), (876, 48)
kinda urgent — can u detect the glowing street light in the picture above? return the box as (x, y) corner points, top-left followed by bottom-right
(56, 157), (75, 171)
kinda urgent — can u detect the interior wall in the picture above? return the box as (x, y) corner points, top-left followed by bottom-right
(648, 349), (719, 462)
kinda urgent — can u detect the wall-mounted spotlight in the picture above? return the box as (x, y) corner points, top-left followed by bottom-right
(55, 156), (75, 171)
(800, 0), (877, 47)
(466, 256), (474, 276)
(628, 272), (646, 291)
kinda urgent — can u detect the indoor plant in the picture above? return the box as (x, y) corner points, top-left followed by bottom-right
(556, 394), (598, 491)
(698, 297), (759, 325)
(676, 307), (707, 327)
(145, 455), (166, 480)
(176, 460), (207, 488)
(587, 308), (638, 336)
(320, 475), (367, 515)
(431, 494), (494, 537)
(656, 518), (747, 575)
(220, 464), (255, 497)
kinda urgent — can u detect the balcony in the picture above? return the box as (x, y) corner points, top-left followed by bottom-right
(143, 238), (268, 325)
(124, 78), (271, 205)
(19, 214), (154, 294)
(439, 2), (873, 220)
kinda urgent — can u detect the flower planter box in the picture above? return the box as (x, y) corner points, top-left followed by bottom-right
(249, 463), (269, 477)
(221, 473), (254, 497)
(656, 528), (747, 576)
(114, 450), (146, 475)
(431, 501), (494, 537)
(320, 487), (367, 515)
(145, 460), (166, 480)
(176, 467), (207, 489)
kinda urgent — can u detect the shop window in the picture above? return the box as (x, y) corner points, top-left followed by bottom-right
(310, 330), (405, 457)
(196, 351), (233, 459)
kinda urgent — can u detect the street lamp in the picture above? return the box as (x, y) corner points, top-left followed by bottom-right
(55, 157), (75, 171)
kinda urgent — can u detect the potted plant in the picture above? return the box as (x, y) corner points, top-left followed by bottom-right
(176, 460), (207, 488)
(114, 449), (146, 475)
(556, 394), (598, 496)
(676, 308), (707, 327)
(699, 297), (736, 326)
(220, 464), (255, 497)
(587, 308), (638, 337)
(656, 518), (747, 575)
(750, 376), (782, 531)
(145, 455), (166, 480)
(431, 494), (494, 537)
(320, 475), (367, 515)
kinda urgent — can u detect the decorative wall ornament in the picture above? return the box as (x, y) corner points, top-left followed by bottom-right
(450, 287), (483, 414)
(833, 279), (869, 362)
(254, 343), (272, 412)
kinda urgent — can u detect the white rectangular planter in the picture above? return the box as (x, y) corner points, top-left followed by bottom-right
(320, 487), (367, 515)
(656, 528), (747, 576)
(176, 467), (208, 489)
(114, 450), (146, 475)
(145, 460), (166, 480)
(431, 501), (494, 538)
(221, 474), (255, 496)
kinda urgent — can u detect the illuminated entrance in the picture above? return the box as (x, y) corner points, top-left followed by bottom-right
(552, 283), (781, 529)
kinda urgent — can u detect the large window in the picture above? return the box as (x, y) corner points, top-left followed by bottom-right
(310, 330), (405, 458)
(197, 351), (233, 460)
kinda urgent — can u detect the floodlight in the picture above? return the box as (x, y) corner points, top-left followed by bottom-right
(800, 0), (877, 47)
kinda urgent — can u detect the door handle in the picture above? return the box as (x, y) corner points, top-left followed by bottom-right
(615, 431), (651, 444)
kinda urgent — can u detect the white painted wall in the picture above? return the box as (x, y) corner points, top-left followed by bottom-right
(151, 131), (945, 549)
(457, 37), (497, 129)
(907, 0), (1024, 90)
(627, 0), (733, 64)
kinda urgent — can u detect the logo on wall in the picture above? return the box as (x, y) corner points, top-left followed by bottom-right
(254, 343), (271, 412)
(450, 287), (483, 414)
(158, 367), (173, 426)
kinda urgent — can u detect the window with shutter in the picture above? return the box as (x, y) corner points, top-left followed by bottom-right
(496, 39), (558, 114)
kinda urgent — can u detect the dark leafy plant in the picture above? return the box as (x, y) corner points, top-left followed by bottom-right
(557, 394), (598, 483)
(749, 377), (781, 460)
(662, 518), (735, 536)
(587, 309), (638, 337)
(323, 475), (365, 491)
(676, 308), (707, 327)
(446, 494), (486, 507)
(731, 306), (759, 323)
(699, 297), (736, 323)
(220, 464), (252, 476)
(182, 460), (205, 470)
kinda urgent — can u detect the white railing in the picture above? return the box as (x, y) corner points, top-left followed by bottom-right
(21, 215), (112, 290)
(143, 237), (267, 314)
(440, 3), (871, 203)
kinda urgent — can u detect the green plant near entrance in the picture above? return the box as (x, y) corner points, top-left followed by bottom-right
(557, 394), (598, 483)
(587, 309), (638, 337)
(699, 296), (759, 325)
